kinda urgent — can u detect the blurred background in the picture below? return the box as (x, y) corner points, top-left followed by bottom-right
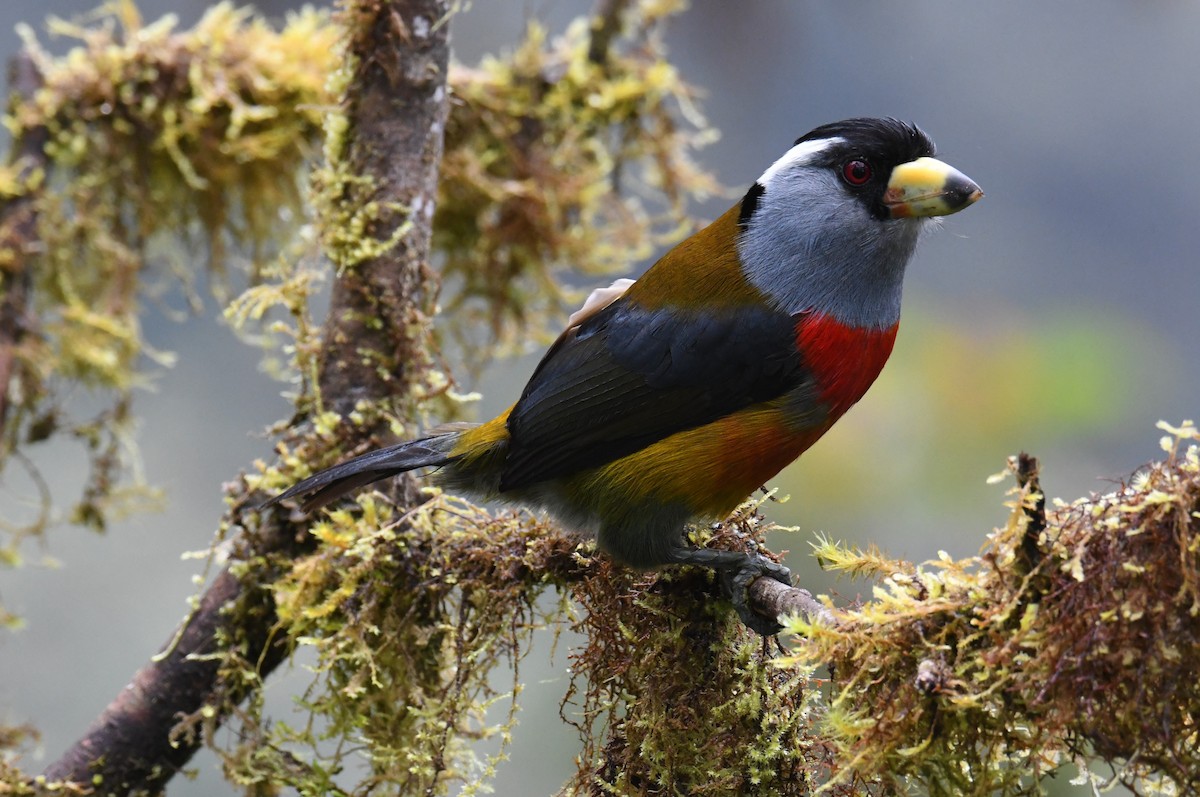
(1, 1), (1196, 794)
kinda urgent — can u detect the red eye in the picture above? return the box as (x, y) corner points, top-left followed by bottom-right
(841, 159), (872, 186)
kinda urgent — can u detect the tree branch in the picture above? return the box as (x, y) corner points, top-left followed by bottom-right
(40, 522), (307, 793)
(40, 2), (451, 792)
(586, 0), (632, 68)
(317, 0), (449, 422)
(749, 575), (837, 627)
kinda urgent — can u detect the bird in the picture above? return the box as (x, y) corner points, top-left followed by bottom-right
(265, 117), (983, 634)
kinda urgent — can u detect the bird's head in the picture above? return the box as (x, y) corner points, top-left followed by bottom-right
(736, 117), (982, 328)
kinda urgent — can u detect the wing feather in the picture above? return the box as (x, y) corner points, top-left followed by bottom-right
(498, 298), (806, 491)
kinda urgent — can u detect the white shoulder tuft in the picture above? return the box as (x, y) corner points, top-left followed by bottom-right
(566, 278), (635, 329)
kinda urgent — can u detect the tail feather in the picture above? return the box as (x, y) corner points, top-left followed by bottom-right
(262, 436), (455, 513)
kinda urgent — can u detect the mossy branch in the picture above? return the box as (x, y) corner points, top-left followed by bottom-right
(780, 422), (1200, 795)
(4, 2), (1198, 796)
(37, 517), (311, 795)
(36, 0), (451, 793)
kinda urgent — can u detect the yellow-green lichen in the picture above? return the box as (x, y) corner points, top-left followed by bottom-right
(212, 478), (828, 796)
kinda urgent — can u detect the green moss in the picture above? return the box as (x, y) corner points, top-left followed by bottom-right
(783, 422), (1200, 795)
(216, 492), (569, 794)
(2, 0), (720, 548)
(211, 480), (828, 796)
(434, 2), (718, 366)
(1, 1), (337, 554)
(560, 505), (832, 796)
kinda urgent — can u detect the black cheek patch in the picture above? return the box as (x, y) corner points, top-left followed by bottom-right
(738, 182), (765, 230)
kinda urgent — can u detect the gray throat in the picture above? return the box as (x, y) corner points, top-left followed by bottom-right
(736, 186), (926, 328)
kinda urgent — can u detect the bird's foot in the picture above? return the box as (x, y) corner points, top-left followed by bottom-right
(667, 546), (792, 635)
(722, 556), (792, 636)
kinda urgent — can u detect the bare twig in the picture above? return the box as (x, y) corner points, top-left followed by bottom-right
(1014, 452), (1046, 574)
(586, 0), (632, 67)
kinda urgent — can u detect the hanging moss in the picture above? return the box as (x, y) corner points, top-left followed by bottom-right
(1, 0), (716, 547)
(206, 493), (566, 794)
(434, 0), (717, 364)
(203, 479), (831, 797)
(1, 1), (338, 548)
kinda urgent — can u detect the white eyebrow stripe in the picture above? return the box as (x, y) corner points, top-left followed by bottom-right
(757, 136), (844, 188)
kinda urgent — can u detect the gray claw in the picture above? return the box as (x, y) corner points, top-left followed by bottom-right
(666, 545), (791, 635)
(723, 556), (791, 636)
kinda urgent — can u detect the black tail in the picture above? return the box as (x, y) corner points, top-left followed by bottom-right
(262, 436), (455, 513)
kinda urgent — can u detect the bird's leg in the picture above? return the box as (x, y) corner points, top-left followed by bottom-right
(667, 546), (792, 635)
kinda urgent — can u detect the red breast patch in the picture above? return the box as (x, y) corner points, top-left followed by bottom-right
(793, 314), (898, 417)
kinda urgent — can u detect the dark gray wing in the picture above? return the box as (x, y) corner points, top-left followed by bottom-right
(498, 298), (805, 491)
